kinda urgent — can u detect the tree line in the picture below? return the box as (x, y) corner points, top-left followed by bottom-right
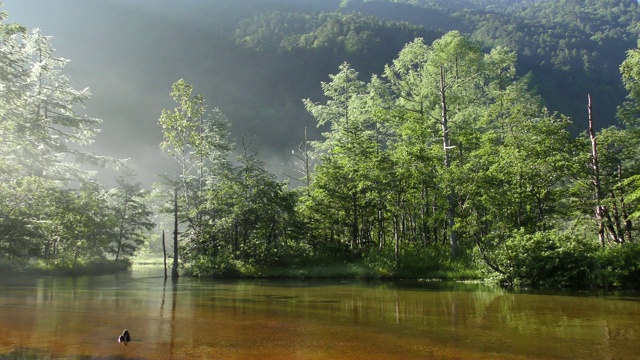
(157, 30), (640, 288)
(2, 3), (640, 287)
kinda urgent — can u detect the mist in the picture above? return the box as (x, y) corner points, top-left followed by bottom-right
(3, 0), (334, 186)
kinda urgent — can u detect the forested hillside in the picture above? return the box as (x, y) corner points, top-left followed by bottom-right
(330, 0), (640, 128)
(168, 0), (640, 152)
(226, 10), (439, 150)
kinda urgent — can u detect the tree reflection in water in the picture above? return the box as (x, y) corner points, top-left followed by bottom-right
(0, 271), (638, 359)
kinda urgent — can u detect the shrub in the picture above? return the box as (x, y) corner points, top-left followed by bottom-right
(185, 249), (243, 278)
(495, 229), (599, 288)
(597, 242), (640, 289)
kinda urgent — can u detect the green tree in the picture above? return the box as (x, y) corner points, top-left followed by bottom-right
(0, 7), (117, 266)
(107, 169), (155, 261)
(613, 41), (640, 229)
(43, 184), (115, 268)
(304, 63), (378, 251)
(383, 31), (511, 257)
(0, 25), (111, 182)
(0, 176), (53, 258)
(456, 80), (576, 273)
(158, 79), (233, 274)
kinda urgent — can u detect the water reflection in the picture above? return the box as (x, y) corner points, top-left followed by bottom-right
(0, 269), (638, 359)
(0, 347), (143, 360)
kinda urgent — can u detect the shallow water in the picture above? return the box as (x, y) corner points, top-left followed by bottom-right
(0, 266), (638, 359)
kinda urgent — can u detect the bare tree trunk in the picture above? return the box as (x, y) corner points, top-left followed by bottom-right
(589, 94), (605, 244)
(290, 127), (313, 192)
(162, 230), (168, 279)
(589, 94), (615, 246)
(393, 214), (399, 267)
(611, 190), (625, 242)
(378, 208), (384, 250)
(172, 187), (179, 278)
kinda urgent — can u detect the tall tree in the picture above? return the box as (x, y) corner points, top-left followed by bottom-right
(158, 79), (233, 273)
(383, 32), (508, 257)
(457, 79), (575, 271)
(606, 41), (640, 236)
(0, 7), (117, 264)
(0, 25), (111, 181)
(304, 63), (379, 250)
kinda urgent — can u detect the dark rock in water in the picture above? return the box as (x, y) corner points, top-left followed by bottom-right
(118, 329), (131, 343)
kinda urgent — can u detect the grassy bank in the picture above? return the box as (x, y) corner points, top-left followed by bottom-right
(246, 264), (484, 281)
(181, 256), (484, 282)
(0, 258), (131, 276)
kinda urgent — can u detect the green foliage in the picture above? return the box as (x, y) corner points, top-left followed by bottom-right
(364, 243), (450, 276)
(0, 23), (114, 181)
(234, 10), (431, 56)
(597, 242), (640, 289)
(156, 79), (312, 277)
(491, 230), (599, 288)
(32, 258), (131, 276)
(185, 250), (243, 278)
(0, 8), (146, 270)
(616, 42), (640, 222)
(296, 28), (639, 289)
(341, 0), (639, 127)
(0, 167), (152, 267)
(106, 170), (155, 261)
(620, 43), (640, 127)
(303, 31), (573, 263)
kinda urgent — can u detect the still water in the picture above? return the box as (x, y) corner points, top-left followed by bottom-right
(0, 266), (638, 360)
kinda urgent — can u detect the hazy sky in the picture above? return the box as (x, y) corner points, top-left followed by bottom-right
(3, 0), (318, 186)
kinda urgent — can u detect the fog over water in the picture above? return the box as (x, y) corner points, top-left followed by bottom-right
(4, 0), (330, 186)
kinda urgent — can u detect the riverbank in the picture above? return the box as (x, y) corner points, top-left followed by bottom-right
(0, 258), (131, 276)
(4, 252), (638, 293)
(179, 257), (485, 282)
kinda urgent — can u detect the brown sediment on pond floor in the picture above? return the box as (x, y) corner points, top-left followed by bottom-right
(0, 273), (637, 360)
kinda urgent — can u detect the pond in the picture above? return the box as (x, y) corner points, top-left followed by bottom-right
(0, 266), (638, 359)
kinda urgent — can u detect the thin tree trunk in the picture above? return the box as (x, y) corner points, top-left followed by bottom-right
(611, 190), (625, 243)
(351, 192), (358, 249)
(172, 187), (179, 278)
(393, 214), (399, 268)
(618, 165), (633, 243)
(378, 208), (384, 250)
(162, 230), (168, 279)
(589, 94), (615, 245)
(441, 65), (458, 257)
